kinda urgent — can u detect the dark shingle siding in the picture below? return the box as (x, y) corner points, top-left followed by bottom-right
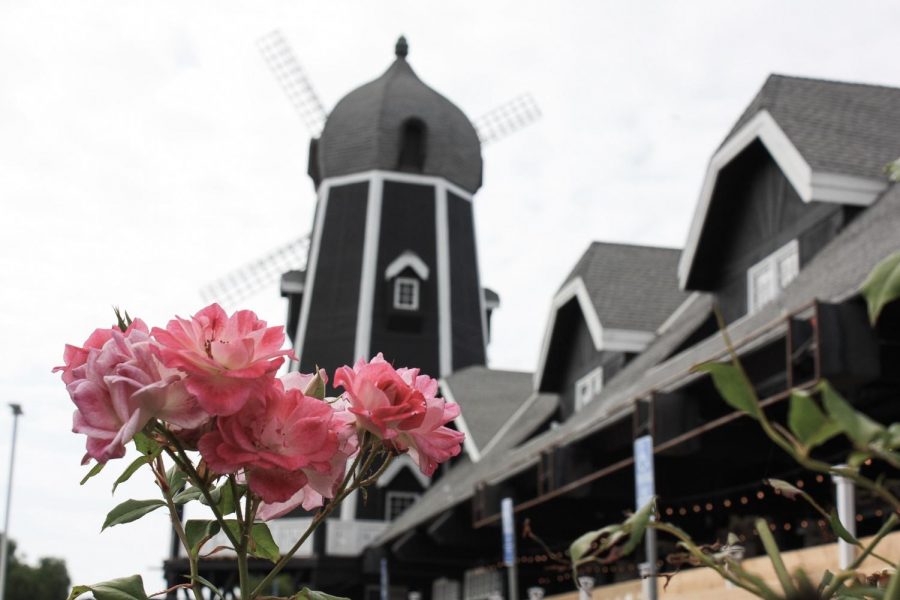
(317, 58), (483, 192)
(561, 242), (689, 332)
(723, 75), (900, 180)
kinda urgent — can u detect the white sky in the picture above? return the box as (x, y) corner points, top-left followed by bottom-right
(3, 0), (900, 594)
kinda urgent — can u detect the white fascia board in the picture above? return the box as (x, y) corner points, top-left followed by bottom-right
(319, 170), (474, 202)
(533, 277), (603, 389)
(376, 453), (430, 489)
(532, 277), (654, 389)
(385, 250), (430, 280)
(677, 110), (883, 289)
(440, 381), (481, 463)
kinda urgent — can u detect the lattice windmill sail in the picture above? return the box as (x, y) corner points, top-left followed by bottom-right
(200, 235), (310, 307)
(472, 93), (542, 145)
(199, 32), (543, 306)
(257, 30), (327, 136)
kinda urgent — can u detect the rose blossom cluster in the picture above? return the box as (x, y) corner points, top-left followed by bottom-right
(55, 303), (464, 518)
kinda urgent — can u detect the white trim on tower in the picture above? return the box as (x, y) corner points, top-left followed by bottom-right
(354, 173), (384, 363)
(435, 180), (453, 376)
(292, 182), (331, 370)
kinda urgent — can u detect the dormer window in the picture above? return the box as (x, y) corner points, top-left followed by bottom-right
(397, 118), (426, 173)
(574, 366), (603, 412)
(747, 239), (799, 313)
(393, 277), (420, 311)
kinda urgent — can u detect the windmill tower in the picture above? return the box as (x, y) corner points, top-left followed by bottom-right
(289, 36), (488, 377)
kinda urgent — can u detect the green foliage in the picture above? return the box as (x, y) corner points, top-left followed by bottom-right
(787, 390), (841, 451)
(68, 574), (148, 600)
(219, 520), (281, 563)
(859, 250), (900, 325)
(112, 455), (153, 493)
(3, 539), (71, 600)
(184, 519), (221, 556)
(80, 461), (104, 485)
(568, 497), (655, 565)
(693, 362), (761, 419)
(101, 498), (166, 531)
(291, 588), (351, 600)
(200, 480), (244, 516)
(304, 368), (327, 400)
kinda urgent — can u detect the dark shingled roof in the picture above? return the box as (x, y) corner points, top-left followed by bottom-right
(561, 242), (689, 332)
(442, 366), (532, 454)
(376, 182), (900, 545)
(315, 43), (483, 192)
(723, 74), (900, 179)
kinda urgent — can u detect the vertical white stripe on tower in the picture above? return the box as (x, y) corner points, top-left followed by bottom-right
(292, 182), (331, 370)
(435, 180), (453, 376)
(353, 173), (384, 363)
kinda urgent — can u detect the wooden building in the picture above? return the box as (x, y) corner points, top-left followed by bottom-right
(369, 75), (900, 599)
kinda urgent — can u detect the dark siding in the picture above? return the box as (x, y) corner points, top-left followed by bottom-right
(698, 141), (849, 322)
(301, 182), (368, 373)
(447, 192), (486, 370)
(370, 181), (440, 376)
(354, 467), (425, 520)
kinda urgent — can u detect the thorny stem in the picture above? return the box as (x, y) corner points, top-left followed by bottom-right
(250, 436), (392, 598)
(153, 454), (203, 600)
(156, 426), (241, 549)
(713, 308), (900, 512)
(651, 522), (781, 600)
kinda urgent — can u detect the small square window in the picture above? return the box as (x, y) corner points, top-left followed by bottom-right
(385, 491), (420, 521)
(574, 367), (603, 412)
(393, 277), (420, 311)
(747, 240), (799, 313)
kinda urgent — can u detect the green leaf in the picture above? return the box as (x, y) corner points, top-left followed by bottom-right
(80, 462), (105, 485)
(101, 499), (166, 531)
(166, 465), (188, 492)
(569, 525), (621, 562)
(788, 391), (841, 449)
(68, 575), (149, 600)
(112, 455), (152, 494)
(621, 497), (655, 555)
(755, 518), (797, 597)
(199, 481), (243, 516)
(173, 486), (204, 504)
(819, 381), (885, 446)
(184, 520), (220, 556)
(859, 250), (900, 324)
(304, 368), (327, 400)
(190, 575), (225, 599)
(114, 307), (130, 333)
(827, 510), (859, 545)
(694, 362), (760, 419)
(132, 432), (158, 456)
(249, 522), (281, 563)
(292, 588), (350, 600)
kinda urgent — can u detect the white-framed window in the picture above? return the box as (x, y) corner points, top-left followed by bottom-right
(393, 276), (420, 311)
(747, 239), (800, 313)
(385, 490), (420, 521)
(574, 366), (603, 412)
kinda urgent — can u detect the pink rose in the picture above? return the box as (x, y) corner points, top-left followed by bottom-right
(54, 320), (207, 464)
(334, 354), (464, 476)
(197, 376), (354, 506)
(152, 304), (295, 416)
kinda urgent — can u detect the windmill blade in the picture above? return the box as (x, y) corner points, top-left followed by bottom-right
(257, 30), (327, 136)
(200, 235), (311, 307)
(473, 93), (542, 145)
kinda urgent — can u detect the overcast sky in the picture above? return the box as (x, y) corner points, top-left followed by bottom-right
(3, 0), (900, 594)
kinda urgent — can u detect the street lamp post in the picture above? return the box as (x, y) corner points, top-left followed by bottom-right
(0, 403), (23, 600)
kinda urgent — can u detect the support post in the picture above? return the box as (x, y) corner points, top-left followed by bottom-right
(633, 433), (658, 600)
(501, 497), (518, 600)
(832, 467), (856, 569)
(0, 404), (23, 600)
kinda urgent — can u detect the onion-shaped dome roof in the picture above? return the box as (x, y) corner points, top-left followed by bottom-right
(311, 36), (483, 193)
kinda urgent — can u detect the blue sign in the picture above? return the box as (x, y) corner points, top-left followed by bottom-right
(380, 557), (389, 600)
(633, 435), (655, 510)
(501, 497), (516, 567)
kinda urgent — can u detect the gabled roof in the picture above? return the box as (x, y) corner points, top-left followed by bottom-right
(679, 75), (900, 288)
(441, 366), (533, 462)
(535, 242), (688, 388)
(562, 242), (687, 331)
(724, 75), (900, 180)
(376, 181), (900, 547)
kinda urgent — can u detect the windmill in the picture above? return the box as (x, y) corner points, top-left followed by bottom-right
(200, 30), (542, 307)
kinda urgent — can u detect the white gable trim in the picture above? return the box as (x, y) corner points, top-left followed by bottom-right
(533, 277), (654, 390)
(376, 453), (430, 489)
(385, 250), (430, 280)
(440, 382), (481, 462)
(677, 110), (886, 288)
